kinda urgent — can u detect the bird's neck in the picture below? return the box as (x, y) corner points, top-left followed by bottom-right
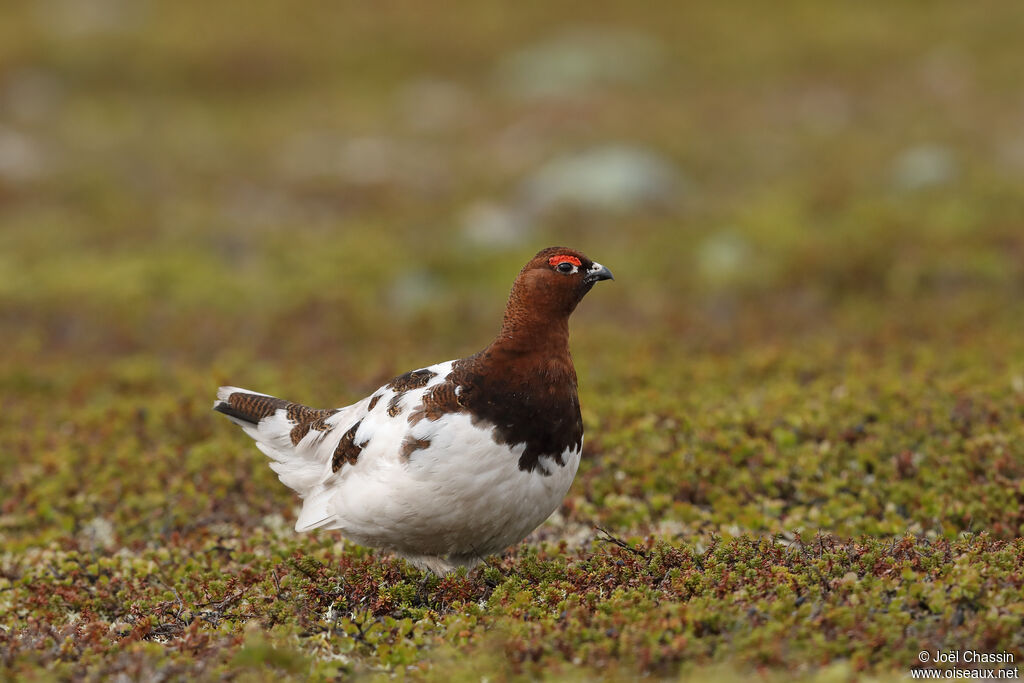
(491, 310), (571, 358)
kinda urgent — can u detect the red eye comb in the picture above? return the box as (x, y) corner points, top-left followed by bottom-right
(548, 255), (581, 267)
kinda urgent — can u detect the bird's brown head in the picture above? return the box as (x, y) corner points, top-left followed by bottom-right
(497, 246), (613, 347)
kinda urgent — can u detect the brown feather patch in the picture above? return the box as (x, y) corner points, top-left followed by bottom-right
(386, 368), (436, 392)
(407, 382), (462, 426)
(287, 403), (330, 424)
(309, 416), (332, 432)
(387, 394), (404, 417)
(331, 421), (363, 473)
(285, 405), (336, 445)
(290, 422), (313, 445)
(400, 436), (431, 460)
(367, 394), (381, 412)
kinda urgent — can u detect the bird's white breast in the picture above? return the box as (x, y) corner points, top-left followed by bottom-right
(302, 361), (582, 565)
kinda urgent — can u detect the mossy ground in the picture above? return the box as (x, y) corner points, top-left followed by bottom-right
(2, 1), (1024, 680)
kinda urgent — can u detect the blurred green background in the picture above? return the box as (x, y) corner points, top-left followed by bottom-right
(2, 1), (1024, 677)
(3, 0), (1022, 372)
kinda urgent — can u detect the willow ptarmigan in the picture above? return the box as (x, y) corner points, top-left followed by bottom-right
(214, 247), (613, 573)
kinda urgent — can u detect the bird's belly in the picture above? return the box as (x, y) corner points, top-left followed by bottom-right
(326, 413), (581, 559)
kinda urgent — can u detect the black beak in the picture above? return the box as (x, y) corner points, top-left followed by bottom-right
(584, 262), (614, 283)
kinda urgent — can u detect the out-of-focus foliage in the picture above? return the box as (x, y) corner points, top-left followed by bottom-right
(2, 0), (1023, 679)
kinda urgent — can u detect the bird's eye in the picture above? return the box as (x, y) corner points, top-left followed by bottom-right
(548, 254), (582, 273)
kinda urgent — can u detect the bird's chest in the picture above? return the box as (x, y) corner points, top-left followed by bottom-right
(461, 384), (581, 474)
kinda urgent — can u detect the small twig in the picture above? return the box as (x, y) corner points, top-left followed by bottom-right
(594, 526), (648, 558)
(196, 587), (247, 610)
(149, 576), (190, 623)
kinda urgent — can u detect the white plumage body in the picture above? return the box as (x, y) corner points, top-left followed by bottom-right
(217, 360), (581, 574)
